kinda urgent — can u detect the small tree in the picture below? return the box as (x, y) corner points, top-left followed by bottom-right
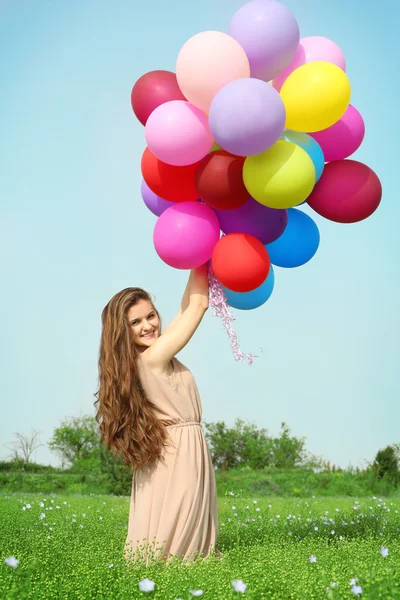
(4, 429), (44, 464)
(373, 445), (400, 486)
(48, 416), (100, 469)
(98, 443), (133, 496)
(203, 420), (240, 470)
(270, 422), (307, 468)
(231, 418), (274, 470)
(203, 419), (307, 471)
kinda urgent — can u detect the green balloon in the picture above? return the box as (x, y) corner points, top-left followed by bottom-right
(243, 140), (316, 209)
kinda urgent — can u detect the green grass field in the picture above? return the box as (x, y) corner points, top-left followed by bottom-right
(1, 491), (399, 599)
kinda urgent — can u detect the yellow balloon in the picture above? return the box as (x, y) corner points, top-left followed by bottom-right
(243, 140), (316, 209)
(280, 61), (351, 133)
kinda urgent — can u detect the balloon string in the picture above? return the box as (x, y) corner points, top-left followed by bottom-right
(207, 261), (262, 365)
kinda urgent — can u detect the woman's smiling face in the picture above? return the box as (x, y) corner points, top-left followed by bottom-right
(127, 299), (160, 351)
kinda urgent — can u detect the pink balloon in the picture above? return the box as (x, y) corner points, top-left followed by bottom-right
(153, 201), (221, 269)
(176, 31), (251, 112)
(273, 36), (346, 92)
(145, 101), (214, 166)
(309, 105), (365, 162)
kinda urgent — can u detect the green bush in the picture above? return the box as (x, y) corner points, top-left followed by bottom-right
(97, 444), (133, 496)
(203, 419), (308, 471)
(373, 445), (400, 486)
(68, 452), (102, 474)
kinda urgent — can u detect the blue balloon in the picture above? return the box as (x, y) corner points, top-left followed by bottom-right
(223, 266), (275, 310)
(280, 130), (325, 182)
(266, 209), (320, 268)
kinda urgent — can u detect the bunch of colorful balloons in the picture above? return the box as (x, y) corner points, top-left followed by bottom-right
(131, 0), (382, 311)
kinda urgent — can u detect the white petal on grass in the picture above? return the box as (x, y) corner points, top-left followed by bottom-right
(232, 579), (247, 593)
(351, 585), (363, 595)
(309, 555), (317, 563)
(380, 546), (389, 557)
(5, 557), (19, 568)
(139, 578), (155, 592)
(189, 589), (204, 596)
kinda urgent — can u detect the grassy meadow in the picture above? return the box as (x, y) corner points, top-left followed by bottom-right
(1, 486), (399, 599)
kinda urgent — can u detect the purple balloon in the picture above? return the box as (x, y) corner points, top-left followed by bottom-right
(141, 179), (175, 216)
(228, 0), (300, 82)
(208, 78), (285, 156)
(214, 196), (288, 244)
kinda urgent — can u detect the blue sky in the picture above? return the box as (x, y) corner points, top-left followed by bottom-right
(1, 0), (398, 470)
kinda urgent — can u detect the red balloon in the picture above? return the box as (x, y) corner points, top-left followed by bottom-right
(195, 151), (249, 210)
(307, 160), (382, 223)
(131, 70), (186, 126)
(212, 233), (270, 292)
(141, 147), (200, 202)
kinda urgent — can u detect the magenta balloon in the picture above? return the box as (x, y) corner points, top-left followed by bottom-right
(214, 197), (288, 244)
(153, 201), (221, 269)
(208, 78), (286, 156)
(141, 180), (175, 216)
(309, 105), (365, 162)
(228, 0), (300, 82)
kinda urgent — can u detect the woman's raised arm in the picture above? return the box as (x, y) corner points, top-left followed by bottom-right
(145, 264), (209, 366)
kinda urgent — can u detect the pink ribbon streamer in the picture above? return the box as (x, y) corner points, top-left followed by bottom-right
(208, 262), (262, 365)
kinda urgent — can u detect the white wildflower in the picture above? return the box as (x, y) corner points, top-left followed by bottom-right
(138, 578), (155, 592)
(5, 557), (19, 568)
(351, 584), (363, 595)
(232, 579), (247, 593)
(309, 555), (317, 563)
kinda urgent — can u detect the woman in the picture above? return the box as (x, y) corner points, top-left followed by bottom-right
(94, 263), (220, 565)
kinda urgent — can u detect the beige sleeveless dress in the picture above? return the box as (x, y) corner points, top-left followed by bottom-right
(124, 353), (219, 564)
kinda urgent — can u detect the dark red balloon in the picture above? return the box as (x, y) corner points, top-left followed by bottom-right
(307, 160), (382, 223)
(141, 147), (200, 202)
(131, 70), (186, 126)
(212, 233), (271, 292)
(195, 150), (249, 210)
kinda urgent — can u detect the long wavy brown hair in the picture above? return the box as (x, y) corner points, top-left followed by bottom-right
(93, 287), (174, 473)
